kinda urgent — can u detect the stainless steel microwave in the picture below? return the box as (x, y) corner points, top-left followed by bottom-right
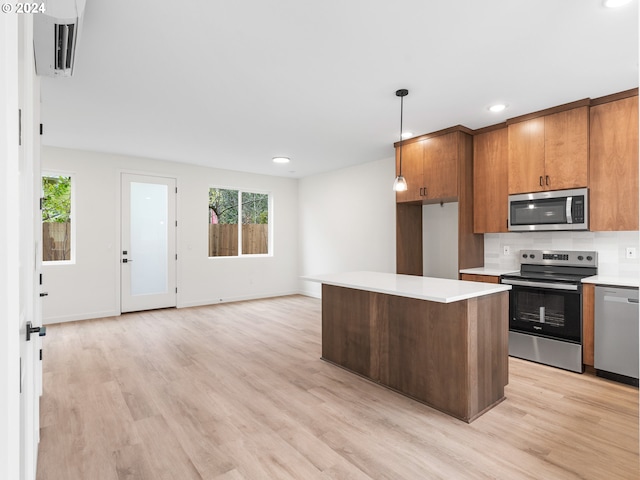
(508, 188), (588, 231)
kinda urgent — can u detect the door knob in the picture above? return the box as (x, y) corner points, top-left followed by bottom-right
(39, 292), (48, 297)
(26, 321), (46, 342)
(122, 258), (133, 263)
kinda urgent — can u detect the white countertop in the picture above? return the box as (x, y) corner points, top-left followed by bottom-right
(302, 271), (511, 303)
(459, 267), (519, 277)
(582, 275), (640, 288)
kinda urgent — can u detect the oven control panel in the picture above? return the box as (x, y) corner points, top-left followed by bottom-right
(519, 250), (597, 267)
(543, 253), (569, 261)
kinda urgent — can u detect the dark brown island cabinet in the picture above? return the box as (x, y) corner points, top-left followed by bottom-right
(305, 272), (511, 423)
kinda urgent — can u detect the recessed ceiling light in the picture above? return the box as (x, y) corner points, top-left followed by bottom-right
(401, 131), (413, 139)
(604, 0), (632, 7)
(272, 157), (290, 164)
(489, 103), (507, 113)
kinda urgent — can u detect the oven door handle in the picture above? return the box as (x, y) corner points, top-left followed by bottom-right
(501, 278), (579, 291)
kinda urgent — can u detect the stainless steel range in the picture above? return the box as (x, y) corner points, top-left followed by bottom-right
(501, 250), (597, 373)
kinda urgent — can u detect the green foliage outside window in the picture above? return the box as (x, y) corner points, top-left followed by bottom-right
(241, 192), (268, 225)
(42, 175), (71, 223)
(209, 188), (239, 224)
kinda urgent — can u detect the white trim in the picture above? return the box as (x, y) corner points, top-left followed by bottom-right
(42, 292), (302, 319)
(116, 169), (181, 316)
(178, 290), (299, 309)
(0, 14), (20, 480)
(42, 309), (120, 325)
(298, 288), (321, 299)
(120, 173), (177, 313)
(299, 291), (321, 299)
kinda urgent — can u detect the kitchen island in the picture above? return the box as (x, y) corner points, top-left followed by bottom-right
(304, 271), (511, 423)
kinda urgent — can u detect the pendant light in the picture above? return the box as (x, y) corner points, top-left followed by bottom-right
(393, 89), (409, 192)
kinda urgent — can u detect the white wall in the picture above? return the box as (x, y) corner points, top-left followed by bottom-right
(484, 231), (640, 277)
(298, 157), (397, 297)
(41, 146), (299, 324)
(422, 202), (459, 279)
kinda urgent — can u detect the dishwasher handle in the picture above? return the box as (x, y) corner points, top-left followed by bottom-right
(604, 295), (639, 304)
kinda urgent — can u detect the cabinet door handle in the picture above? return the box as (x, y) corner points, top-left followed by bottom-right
(545, 175), (549, 186)
(539, 176), (543, 187)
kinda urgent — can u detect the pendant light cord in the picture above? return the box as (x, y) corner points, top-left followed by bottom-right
(399, 94), (404, 176)
(395, 89), (408, 177)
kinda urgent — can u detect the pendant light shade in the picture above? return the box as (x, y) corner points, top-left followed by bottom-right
(393, 175), (408, 191)
(393, 88), (409, 192)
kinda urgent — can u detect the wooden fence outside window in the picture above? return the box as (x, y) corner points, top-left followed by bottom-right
(209, 224), (268, 256)
(43, 222), (71, 261)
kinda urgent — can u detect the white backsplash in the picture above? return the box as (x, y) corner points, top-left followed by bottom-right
(484, 231), (640, 277)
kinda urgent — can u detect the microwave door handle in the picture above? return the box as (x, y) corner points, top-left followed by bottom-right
(566, 196), (573, 224)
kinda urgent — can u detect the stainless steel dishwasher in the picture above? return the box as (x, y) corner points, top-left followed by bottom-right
(595, 286), (639, 386)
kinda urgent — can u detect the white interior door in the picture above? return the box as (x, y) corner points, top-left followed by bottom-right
(121, 174), (177, 313)
(18, 13), (41, 480)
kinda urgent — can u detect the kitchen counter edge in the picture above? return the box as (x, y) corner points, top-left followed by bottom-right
(582, 275), (640, 288)
(302, 271), (511, 304)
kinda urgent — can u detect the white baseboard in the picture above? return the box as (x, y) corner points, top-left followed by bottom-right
(43, 290), (313, 324)
(178, 290), (301, 309)
(298, 288), (321, 299)
(43, 309), (120, 325)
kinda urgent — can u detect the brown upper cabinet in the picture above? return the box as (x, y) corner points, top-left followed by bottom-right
(473, 127), (508, 233)
(589, 94), (639, 231)
(395, 129), (464, 204)
(507, 106), (589, 194)
(395, 128), (483, 276)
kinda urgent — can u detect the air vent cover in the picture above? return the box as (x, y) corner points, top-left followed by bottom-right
(33, 0), (86, 78)
(54, 23), (76, 72)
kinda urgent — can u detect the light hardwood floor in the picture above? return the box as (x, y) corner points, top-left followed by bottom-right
(37, 295), (639, 479)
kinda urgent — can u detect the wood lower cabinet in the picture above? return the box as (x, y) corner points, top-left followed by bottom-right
(582, 283), (595, 367)
(460, 273), (500, 284)
(508, 106), (588, 194)
(589, 94), (639, 231)
(321, 285), (374, 378)
(473, 128), (508, 233)
(321, 284), (509, 423)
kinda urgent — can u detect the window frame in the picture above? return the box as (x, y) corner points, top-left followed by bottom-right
(41, 171), (76, 265)
(208, 186), (273, 258)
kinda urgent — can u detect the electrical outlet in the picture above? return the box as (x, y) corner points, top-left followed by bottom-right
(503, 246), (510, 255)
(625, 247), (637, 259)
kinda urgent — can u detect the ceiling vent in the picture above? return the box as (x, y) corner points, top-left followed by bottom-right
(33, 0), (86, 77)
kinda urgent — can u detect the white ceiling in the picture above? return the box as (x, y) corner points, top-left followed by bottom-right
(40, 0), (639, 178)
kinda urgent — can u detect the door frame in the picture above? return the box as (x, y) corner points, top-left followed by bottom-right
(2, 12), (41, 480)
(18, 13), (41, 480)
(117, 171), (179, 314)
(0, 13), (22, 480)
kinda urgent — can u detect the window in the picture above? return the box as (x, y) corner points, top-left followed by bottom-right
(208, 188), (270, 257)
(42, 174), (73, 262)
